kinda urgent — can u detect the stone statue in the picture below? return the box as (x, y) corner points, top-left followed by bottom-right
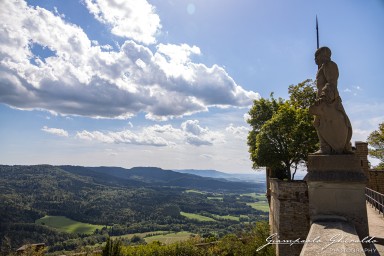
(309, 47), (352, 154)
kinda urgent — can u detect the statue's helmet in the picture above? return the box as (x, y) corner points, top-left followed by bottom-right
(315, 47), (331, 59)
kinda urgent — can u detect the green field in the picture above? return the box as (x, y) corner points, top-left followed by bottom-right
(212, 214), (240, 221)
(207, 196), (223, 201)
(113, 231), (194, 245)
(246, 201), (269, 212)
(113, 231), (165, 240)
(180, 212), (216, 222)
(185, 189), (206, 194)
(144, 232), (194, 244)
(241, 192), (267, 201)
(35, 216), (105, 234)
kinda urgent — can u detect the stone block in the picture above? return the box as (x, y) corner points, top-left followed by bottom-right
(306, 154), (369, 240)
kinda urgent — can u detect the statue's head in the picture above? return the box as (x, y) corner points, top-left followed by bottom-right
(315, 46), (331, 65)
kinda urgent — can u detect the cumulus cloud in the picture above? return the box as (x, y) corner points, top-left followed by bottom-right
(42, 126), (69, 137)
(181, 120), (207, 135)
(181, 120), (225, 146)
(76, 129), (171, 146)
(76, 120), (223, 147)
(0, 1), (259, 120)
(83, 0), (161, 44)
(225, 124), (249, 139)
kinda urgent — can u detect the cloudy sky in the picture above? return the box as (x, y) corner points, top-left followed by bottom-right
(0, 0), (383, 173)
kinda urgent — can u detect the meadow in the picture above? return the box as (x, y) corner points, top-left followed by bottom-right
(144, 231), (194, 244)
(246, 202), (270, 212)
(241, 192), (267, 200)
(180, 212), (216, 222)
(35, 215), (105, 234)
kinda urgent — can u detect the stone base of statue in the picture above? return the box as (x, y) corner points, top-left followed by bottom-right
(305, 154), (369, 240)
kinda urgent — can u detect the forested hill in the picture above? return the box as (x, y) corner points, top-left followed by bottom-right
(59, 165), (263, 191)
(0, 165), (266, 252)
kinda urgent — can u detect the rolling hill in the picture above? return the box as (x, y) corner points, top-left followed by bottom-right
(0, 164), (266, 251)
(60, 165), (264, 192)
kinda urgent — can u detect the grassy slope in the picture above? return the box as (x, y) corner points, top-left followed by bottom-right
(241, 192), (270, 212)
(144, 232), (194, 244)
(246, 202), (269, 212)
(35, 215), (105, 234)
(212, 214), (240, 221)
(180, 212), (216, 222)
(241, 192), (267, 200)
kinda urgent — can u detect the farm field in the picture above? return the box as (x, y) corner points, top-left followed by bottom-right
(212, 214), (240, 221)
(241, 192), (267, 200)
(144, 231), (194, 244)
(113, 231), (165, 240)
(246, 202), (269, 212)
(184, 189), (205, 194)
(207, 196), (223, 201)
(180, 212), (216, 222)
(35, 215), (105, 234)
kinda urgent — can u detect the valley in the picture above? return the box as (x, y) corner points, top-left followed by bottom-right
(0, 165), (268, 254)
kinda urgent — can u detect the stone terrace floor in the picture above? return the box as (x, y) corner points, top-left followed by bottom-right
(367, 203), (384, 255)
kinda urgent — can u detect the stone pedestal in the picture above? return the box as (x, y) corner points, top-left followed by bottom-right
(305, 154), (369, 240)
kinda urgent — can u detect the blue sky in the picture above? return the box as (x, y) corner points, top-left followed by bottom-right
(0, 0), (383, 173)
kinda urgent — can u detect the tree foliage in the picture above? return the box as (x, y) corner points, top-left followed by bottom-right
(367, 122), (384, 169)
(247, 79), (318, 180)
(103, 237), (122, 256)
(120, 221), (274, 256)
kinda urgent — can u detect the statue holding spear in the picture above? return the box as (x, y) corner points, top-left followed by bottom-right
(309, 17), (353, 154)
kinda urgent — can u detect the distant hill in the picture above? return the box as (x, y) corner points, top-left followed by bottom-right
(173, 169), (266, 183)
(62, 166), (264, 192)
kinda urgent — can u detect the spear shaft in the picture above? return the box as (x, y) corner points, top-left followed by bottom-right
(316, 16), (319, 49)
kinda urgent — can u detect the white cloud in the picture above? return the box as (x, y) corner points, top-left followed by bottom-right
(352, 128), (370, 142)
(181, 120), (224, 146)
(225, 124), (249, 139)
(200, 154), (213, 159)
(181, 120), (207, 135)
(83, 0), (161, 45)
(0, 1), (259, 121)
(185, 136), (213, 146)
(344, 100), (384, 144)
(342, 85), (363, 96)
(76, 129), (172, 147)
(243, 113), (251, 123)
(76, 120), (224, 147)
(42, 126), (69, 137)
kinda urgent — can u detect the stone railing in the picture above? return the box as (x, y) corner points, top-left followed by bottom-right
(300, 219), (374, 256)
(366, 187), (384, 216)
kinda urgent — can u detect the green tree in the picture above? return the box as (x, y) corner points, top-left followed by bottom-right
(247, 95), (283, 168)
(367, 122), (384, 169)
(247, 80), (318, 180)
(103, 237), (122, 256)
(130, 235), (145, 244)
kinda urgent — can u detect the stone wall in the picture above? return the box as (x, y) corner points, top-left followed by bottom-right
(269, 179), (310, 256)
(368, 170), (384, 194)
(355, 141), (369, 177)
(354, 141), (384, 194)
